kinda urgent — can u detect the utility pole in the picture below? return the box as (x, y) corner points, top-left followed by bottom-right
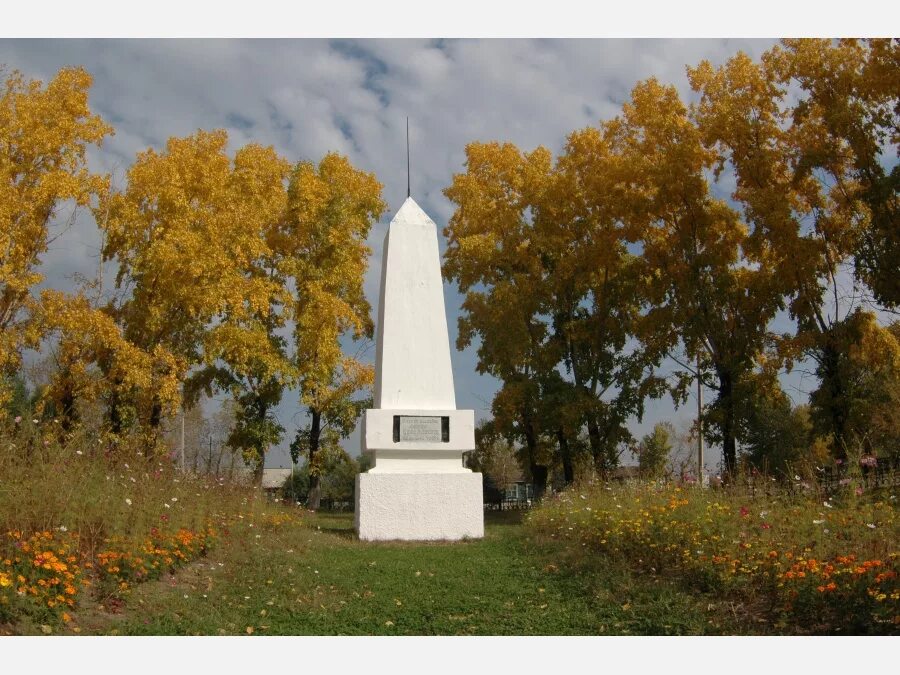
(406, 116), (411, 198)
(697, 353), (704, 487)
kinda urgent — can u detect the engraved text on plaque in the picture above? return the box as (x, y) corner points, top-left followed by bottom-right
(393, 415), (450, 443)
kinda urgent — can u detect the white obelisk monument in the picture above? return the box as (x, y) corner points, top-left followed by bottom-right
(355, 196), (484, 541)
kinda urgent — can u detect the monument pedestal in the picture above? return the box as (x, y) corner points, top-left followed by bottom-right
(355, 473), (483, 541)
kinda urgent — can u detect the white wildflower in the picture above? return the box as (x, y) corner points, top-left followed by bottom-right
(125, 498), (132, 506)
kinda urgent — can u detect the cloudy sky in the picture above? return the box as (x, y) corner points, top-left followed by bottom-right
(2, 38), (795, 470)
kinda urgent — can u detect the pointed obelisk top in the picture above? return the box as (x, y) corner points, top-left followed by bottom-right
(389, 196), (436, 229)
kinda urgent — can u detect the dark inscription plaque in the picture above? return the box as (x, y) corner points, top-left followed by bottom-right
(393, 415), (451, 443)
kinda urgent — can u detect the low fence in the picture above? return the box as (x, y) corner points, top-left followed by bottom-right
(484, 497), (533, 511)
(819, 456), (900, 492)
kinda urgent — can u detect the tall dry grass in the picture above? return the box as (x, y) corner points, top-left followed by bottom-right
(0, 417), (278, 626)
(0, 418), (255, 552)
(526, 477), (899, 633)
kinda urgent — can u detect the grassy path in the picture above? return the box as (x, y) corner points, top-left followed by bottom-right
(70, 511), (728, 635)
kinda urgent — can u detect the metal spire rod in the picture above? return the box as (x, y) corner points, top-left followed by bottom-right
(406, 117), (410, 198)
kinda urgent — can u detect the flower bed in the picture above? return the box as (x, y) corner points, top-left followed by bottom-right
(1, 523), (219, 625)
(1, 530), (86, 624)
(0, 422), (286, 629)
(525, 482), (899, 633)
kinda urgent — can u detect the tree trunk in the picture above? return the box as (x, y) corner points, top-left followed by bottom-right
(149, 398), (162, 430)
(253, 454), (265, 485)
(307, 408), (322, 510)
(59, 376), (78, 434)
(586, 416), (612, 477)
(557, 428), (574, 485)
(718, 369), (737, 478)
(820, 340), (849, 460)
(522, 411), (547, 500)
(108, 387), (123, 435)
(252, 401), (267, 486)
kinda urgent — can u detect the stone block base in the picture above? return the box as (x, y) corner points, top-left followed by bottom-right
(355, 472), (484, 541)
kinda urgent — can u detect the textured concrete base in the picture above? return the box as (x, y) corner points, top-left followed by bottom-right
(355, 472), (484, 541)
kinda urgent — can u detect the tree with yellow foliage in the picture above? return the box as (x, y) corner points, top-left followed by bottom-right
(281, 154), (384, 509)
(808, 311), (900, 458)
(37, 289), (180, 436)
(444, 137), (664, 487)
(0, 66), (112, 412)
(771, 39), (898, 309)
(444, 142), (556, 494)
(586, 78), (785, 477)
(99, 130), (291, 440)
(548, 128), (667, 474)
(688, 39), (899, 460)
(181, 141), (293, 479)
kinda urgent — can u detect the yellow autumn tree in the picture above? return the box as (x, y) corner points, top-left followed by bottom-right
(807, 311), (900, 458)
(770, 39), (899, 309)
(99, 130), (292, 439)
(605, 78), (785, 477)
(183, 142), (293, 480)
(37, 289), (180, 435)
(444, 138), (666, 487)
(0, 66), (112, 412)
(444, 142), (556, 495)
(688, 39), (899, 459)
(281, 153), (385, 509)
(546, 128), (668, 475)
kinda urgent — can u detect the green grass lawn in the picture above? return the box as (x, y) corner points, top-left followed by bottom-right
(64, 510), (742, 636)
